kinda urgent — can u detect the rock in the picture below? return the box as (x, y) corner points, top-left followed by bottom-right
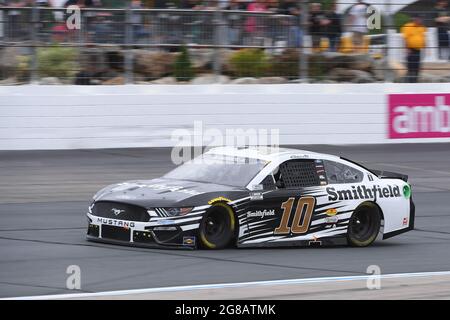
(0, 77), (19, 85)
(150, 76), (177, 85)
(289, 78), (311, 84)
(189, 49), (214, 69)
(0, 47), (19, 79)
(257, 77), (288, 84)
(134, 50), (176, 79)
(371, 58), (387, 81)
(102, 76), (125, 85)
(39, 77), (62, 85)
(190, 74), (230, 84)
(79, 48), (109, 74)
(230, 77), (259, 84)
(320, 52), (374, 71)
(327, 68), (375, 83)
(135, 81), (152, 85)
(439, 75), (450, 83)
(388, 60), (407, 81)
(419, 74), (442, 83)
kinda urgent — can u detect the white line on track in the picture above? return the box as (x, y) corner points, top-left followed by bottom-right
(4, 270), (450, 300)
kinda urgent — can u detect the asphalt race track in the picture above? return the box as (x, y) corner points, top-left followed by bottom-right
(1, 144), (450, 299)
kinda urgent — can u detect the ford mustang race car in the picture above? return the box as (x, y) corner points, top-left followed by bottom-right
(86, 147), (415, 249)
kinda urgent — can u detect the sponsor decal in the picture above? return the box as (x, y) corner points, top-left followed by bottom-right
(326, 208), (338, 216)
(153, 226), (177, 231)
(183, 236), (196, 246)
(246, 209), (275, 219)
(251, 184), (264, 191)
(249, 192), (264, 201)
(208, 196), (231, 205)
(125, 183), (201, 196)
(403, 217), (408, 226)
(325, 216), (339, 224)
(389, 94), (450, 139)
(326, 185), (401, 201)
(155, 219), (175, 225)
(96, 217), (135, 228)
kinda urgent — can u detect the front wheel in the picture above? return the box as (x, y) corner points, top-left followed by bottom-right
(347, 203), (381, 247)
(199, 203), (235, 249)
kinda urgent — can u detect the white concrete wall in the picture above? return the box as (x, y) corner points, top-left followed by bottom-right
(0, 84), (449, 150)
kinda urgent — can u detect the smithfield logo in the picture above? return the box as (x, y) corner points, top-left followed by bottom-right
(247, 209), (275, 219)
(111, 208), (125, 216)
(327, 185), (401, 201)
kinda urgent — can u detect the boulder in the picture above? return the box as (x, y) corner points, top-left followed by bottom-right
(190, 74), (230, 84)
(0, 77), (19, 85)
(319, 52), (374, 71)
(0, 47), (19, 79)
(133, 50), (176, 79)
(39, 77), (62, 85)
(257, 77), (288, 84)
(388, 60), (408, 81)
(150, 76), (177, 85)
(328, 68), (375, 83)
(102, 76), (125, 85)
(419, 74), (442, 83)
(230, 77), (259, 84)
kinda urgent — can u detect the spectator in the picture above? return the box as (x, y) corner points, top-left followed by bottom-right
(153, 0), (169, 8)
(433, 0), (450, 61)
(4, 0), (30, 40)
(130, 0), (147, 41)
(278, 0), (302, 48)
(180, 0), (204, 9)
(401, 15), (427, 83)
(309, 2), (327, 51)
(325, 2), (342, 52)
(347, 0), (369, 53)
(245, 0), (268, 36)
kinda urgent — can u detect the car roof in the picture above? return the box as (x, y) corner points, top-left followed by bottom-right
(205, 146), (341, 162)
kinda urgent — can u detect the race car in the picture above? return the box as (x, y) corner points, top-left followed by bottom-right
(86, 147), (415, 249)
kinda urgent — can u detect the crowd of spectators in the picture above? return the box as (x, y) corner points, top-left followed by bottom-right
(1, 0), (449, 59)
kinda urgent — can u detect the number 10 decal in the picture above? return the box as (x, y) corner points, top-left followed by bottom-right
(274, 197), (316, 235)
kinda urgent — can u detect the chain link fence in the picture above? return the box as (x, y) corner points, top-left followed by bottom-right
(0, 2), (449, 85)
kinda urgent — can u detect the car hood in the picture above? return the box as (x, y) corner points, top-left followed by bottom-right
(93, 178), (247, 208)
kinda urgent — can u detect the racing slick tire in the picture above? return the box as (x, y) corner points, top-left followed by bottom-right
(347, 202), (381, 247)
(199, 203), (235, 249)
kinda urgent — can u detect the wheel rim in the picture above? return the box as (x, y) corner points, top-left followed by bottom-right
(349, 209), (377, 241)
(202, 210), (228, 244)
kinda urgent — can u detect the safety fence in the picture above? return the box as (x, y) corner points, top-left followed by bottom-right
(0, 4), (449, 84)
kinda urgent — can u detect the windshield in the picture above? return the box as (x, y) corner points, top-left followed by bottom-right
(163, 154), (266, 188)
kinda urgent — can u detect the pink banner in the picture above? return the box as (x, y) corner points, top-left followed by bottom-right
(388, 94), (450, 139)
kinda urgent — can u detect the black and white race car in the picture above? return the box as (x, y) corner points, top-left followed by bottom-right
(86, 147), (415, 249)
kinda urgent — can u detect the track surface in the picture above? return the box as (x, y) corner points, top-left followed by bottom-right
(1, 144), (450, 298)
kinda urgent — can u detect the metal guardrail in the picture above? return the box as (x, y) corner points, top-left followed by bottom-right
(0, 7), (299, 47)
(0, 6), (448, 85)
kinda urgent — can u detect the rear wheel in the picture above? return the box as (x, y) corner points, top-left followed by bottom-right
(199, 203), (235, 249)
(347, 203), (381, 247)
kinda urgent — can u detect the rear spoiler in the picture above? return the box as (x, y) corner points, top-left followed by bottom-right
(371, 170), (408, 182)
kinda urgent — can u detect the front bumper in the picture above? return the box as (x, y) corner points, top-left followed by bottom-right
(86, 213), (198, 249)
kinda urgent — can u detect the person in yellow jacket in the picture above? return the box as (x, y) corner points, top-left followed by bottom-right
(401, 16), (427, 83)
